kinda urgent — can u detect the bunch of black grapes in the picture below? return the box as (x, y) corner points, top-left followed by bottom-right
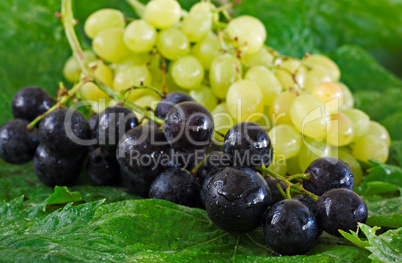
(0, 88), (368, 256)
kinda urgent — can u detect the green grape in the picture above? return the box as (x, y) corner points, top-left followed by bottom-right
(352, 135), (389, 163)
(311, 82), (343, 114)
(84, 9), (125, 39)
(124, 20), (156, 53)
(189, 85), (218, 112)
(79, 82), (109, 101)
(268, 125), (302, 159)
(342, 109), (370, 140)
(289, 94), (327, 141)
(91, 100), (118, 114)
(111, 52), (152, 74)
(113, 65), (152, 100)
(303, 54), (340, 82)
(85, 61), (114, 88)
(275, 59), (306, 90)
(242, 46), (274, 68)
(63, 51), (96, 83)
(226, 15), (266, 54)
(226, 79), (264, 122)
(287, 156), (302, 175)
(171, 55), (204, 89)
(144, 0), (181, 29)
(367, 121), (391, 148)
(190, 2), (216, 12)
(327, 113), (354, 146)
(337, 82), (354, 110)
(92, 28), (132, 63)
(209, 54), (241, 99)
(191, 33), (221, 70)
(304, 65), (332, 93)
(132, 93), (161, 118)
(256, 106), (271, 130)
(269, 91), (297, 126)
(156, 28), (190, 60)
(245, 66), (282, 106)
(338, 148), (363, 186)
(298, 137), (332, 171)
(181, 10), (212, 42)
(212, 103), (237, 141)
(268, 153), (287, 176)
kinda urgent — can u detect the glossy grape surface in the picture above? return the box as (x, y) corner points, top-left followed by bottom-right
(205, 167), (271, 234)
(0, 119), (39, 164)
(155, 92), (195, 119)
(263, 199), (319, 255)
(87, 147), (121, 186)
(316, 188), (368, 236)
(223, 122), (273, 168)
(303, 157), (354, 196)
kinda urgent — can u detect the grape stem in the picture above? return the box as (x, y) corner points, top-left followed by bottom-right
(258, 166), (319, 202)
(287, 173), (310, 181)
(122, 85), (164, 98)
(125, 0), (145, 18)
(61, 0), (164, 126)
(276, 182), (287, 199)
(27, 81), (85, 130)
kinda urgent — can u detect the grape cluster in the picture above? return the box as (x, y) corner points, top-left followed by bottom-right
(0, 0), (384, 256)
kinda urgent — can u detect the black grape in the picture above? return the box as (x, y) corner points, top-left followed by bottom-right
(33, 145), (84, 187)
(116, 125), (171, 195)
(87, 147), (121, 186)
(263, 199), (319, 255)
(97, 106), (139, 152)
(205, 167), (271, 234)
(121, 167), (151, 198)
(316, 188), (368, 236)
(155, 92), (195, 119)
(149, 167), (202, 208)
(11, 86), (55, 122)
(164, 102), (214, 152)
(38, 108), (91, 159)
(303, 157), (354, 196)
(0, 119), (39, 164)
(223, 122), (273, 168)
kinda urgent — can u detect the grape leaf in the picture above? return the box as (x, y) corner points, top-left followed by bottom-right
(364, 195), (402, 229)
(233, 0), (402, 77)
(340, 224), (402, 262)
(0, 197), (371, 262)
(382, 112), (402, 141)
(44, 186), (83, 210)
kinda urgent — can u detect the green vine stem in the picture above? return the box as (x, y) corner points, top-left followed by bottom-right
(122, 85), (164, 98)
(125, 0), (145, 18)
(287, 173), (310, 181)
(258, 166), (319, 202)
(61, 0), (164, 126)
(27, 81), (84, 130)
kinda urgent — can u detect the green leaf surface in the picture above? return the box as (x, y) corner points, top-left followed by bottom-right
(340, 224), (402, 262)
(382, 112), (402, 141)
(0, 197), (371, 262)
(44, 186), (83, 209)
(388, 141), (402, 167)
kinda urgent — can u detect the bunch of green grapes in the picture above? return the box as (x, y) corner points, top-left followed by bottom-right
(62, 0), (391, 184)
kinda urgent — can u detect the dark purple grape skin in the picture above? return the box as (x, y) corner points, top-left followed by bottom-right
(38, 108), (91, 159)
(223, 122), (273, 168)
(87, 147), (121, 186)
(97, 106), (139, 152)
(88, 113), (99, 137)
(116, 125), (171, 191)
(155, 92), (195, 119)
(200, 168), (222, 207)
(303, 157), (354, 196)
(121, 167), (151, 197)
(263, 199), (319, 255)
(149, 167), (202, 208)
(264, 176), (286, 206)
(33, 145), (84, 187)
(11, 86), (55, 122)
(205, 167), (271, 234)
(164, 102), (214, 152)
(316, 188), (368, 237)
(0, 119), (39, 164)
(293, 195), (317, 214)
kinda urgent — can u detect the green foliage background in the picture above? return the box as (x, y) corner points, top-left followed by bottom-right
(0, 0), (401, 262)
